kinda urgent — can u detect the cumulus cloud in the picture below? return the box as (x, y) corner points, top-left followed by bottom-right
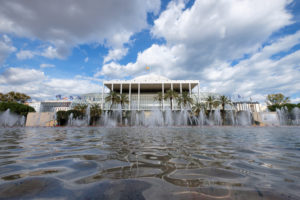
(40, 63), (55, 68)
(0, 0), (161, 58)
(103, 47), (129, 64)
(41, 46), (65, 59)
(97, 0), (299, 101)
(0, 67), (45, 85)
(16, 50), (35, 60)
(0, 67), (101, 100)
(0, 35), (16, 63)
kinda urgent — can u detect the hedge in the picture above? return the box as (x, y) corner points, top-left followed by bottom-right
(0, 102), (35, 116)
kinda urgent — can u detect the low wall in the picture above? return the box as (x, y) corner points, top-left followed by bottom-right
(26, 112), (56, 127)
(252, 112), (279, 126)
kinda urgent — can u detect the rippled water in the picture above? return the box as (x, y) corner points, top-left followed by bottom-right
(0, 127), (300, 199)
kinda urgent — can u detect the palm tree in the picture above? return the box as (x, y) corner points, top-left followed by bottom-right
(219, 95), (232, 112)
(0, 93), (4, 102)
(119, 93), (129, 109)
(73, 103), (88, 114)
(90, 104), (102, 125)
(192, 101), (206, 116)
(205, 95), (220, 112)
(154, 92), (163, 110)
(105, 91), (121, 110)
(177, 91), (193, 109)
(164, 90), (179, 110)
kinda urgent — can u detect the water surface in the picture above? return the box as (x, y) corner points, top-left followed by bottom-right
(0, 127), (299, 199)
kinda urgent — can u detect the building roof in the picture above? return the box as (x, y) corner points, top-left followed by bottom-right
(132, 74), (170, 82)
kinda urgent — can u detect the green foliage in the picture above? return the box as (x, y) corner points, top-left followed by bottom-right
(177, 92), (193, 109)
(0, 102), (35, 116)
(90, 104), (102, 125)
(267, 103), (300, 112)
(266, 93), (290, 106)
(56, 105), (102, 126)
(56, 111), (69, 126)
(73, 103), (88, 114)
(0, 91), (31, 103)
(205, 95), (220, 111)
(219, 95), (232, 111)
(119, 94), (129, 109)
(164, 90), (179, 110)
(154, 92), (163, 109)
(192, 101), (206, 116)
(105, 91), (121, 110)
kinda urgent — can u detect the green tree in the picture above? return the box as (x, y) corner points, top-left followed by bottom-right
(0, 91), (31, 103)
(177, 91), (193, 109)
(192, 101), (206, 116)
(119, 93), (129, 109)
(105, 91), (121, 110)
(164, 90), (179, 110)
(0, 102), (35, 116)
(154, 92), (163, 109)
(205, 95), (220, 111)
(90, 104), (102, 125)
(0, 93), (4, 101)
(219, 95), (232, 112)
(266, 93), (290, 105)
(73, 103), (88, 114)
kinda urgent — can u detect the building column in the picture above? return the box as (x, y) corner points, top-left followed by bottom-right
(120, 83), (122, 94)
(171, 82), (173, 110)
(198, 81), (200, 102)
(138, 83), (140, 111)
(180, 82), (182, 111)
(162, 83), (164, 111)
(102, 82), (104, 109)
(129, 83), (131, 110)
(111, 83), (113, 109)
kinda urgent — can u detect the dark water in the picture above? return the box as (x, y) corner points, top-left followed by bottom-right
(0, 127), (299, 200)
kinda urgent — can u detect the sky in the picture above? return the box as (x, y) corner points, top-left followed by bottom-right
(0, 0), (299, 103)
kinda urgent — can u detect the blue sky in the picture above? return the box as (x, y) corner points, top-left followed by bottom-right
(0, 0), (299, 102)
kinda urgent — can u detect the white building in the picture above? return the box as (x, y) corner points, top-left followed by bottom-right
(102, 74), (200, 110)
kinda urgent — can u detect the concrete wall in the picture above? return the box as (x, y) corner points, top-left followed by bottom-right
(253, 112), (279, 126)
(26, 112), (56, 127)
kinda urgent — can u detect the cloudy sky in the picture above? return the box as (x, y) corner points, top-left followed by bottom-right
(0, 0), (299, 102)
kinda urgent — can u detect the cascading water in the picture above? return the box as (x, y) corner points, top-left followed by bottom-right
(276, 107), (289, 125)
(292, 107), (300, 125)
(0, 109), (25, 127)
(59, 104), (299, 127)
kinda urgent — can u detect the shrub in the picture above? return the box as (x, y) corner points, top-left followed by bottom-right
(267, 103), (300, 112)
(0, 102), (35, 116)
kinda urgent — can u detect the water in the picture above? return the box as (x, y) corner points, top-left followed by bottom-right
(0, 109), (25, 127)
(0, 127), (299, 199)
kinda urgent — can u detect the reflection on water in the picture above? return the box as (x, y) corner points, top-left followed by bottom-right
(0, 127), (299, 199)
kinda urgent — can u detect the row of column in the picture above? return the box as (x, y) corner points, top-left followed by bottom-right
(102, 82), (200, 110)
(235, 103), (260, 112)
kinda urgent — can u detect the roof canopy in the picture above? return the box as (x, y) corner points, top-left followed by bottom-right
(103, 74), (199, 93)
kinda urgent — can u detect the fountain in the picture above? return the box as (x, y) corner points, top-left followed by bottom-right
(0, 109), (25, 127)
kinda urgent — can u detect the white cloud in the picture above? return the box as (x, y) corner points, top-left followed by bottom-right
(0, 35), (16, 63)
(41, 46), (65, 59)
(0, 67), (101, 100)
(16, 50), (35, 60)
(97, 0), (299, 102)
(103, 47), (128, 64)
(0, 0), (161, 58)
(84, 57), (89, 63)
(40, 63), (55, 68)
(0, 67), (45, 85)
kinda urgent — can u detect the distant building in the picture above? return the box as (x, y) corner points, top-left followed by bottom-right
(39, 100), (72, 112)
(27, 101), (41, 112)
(102, 74), (200, 110)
